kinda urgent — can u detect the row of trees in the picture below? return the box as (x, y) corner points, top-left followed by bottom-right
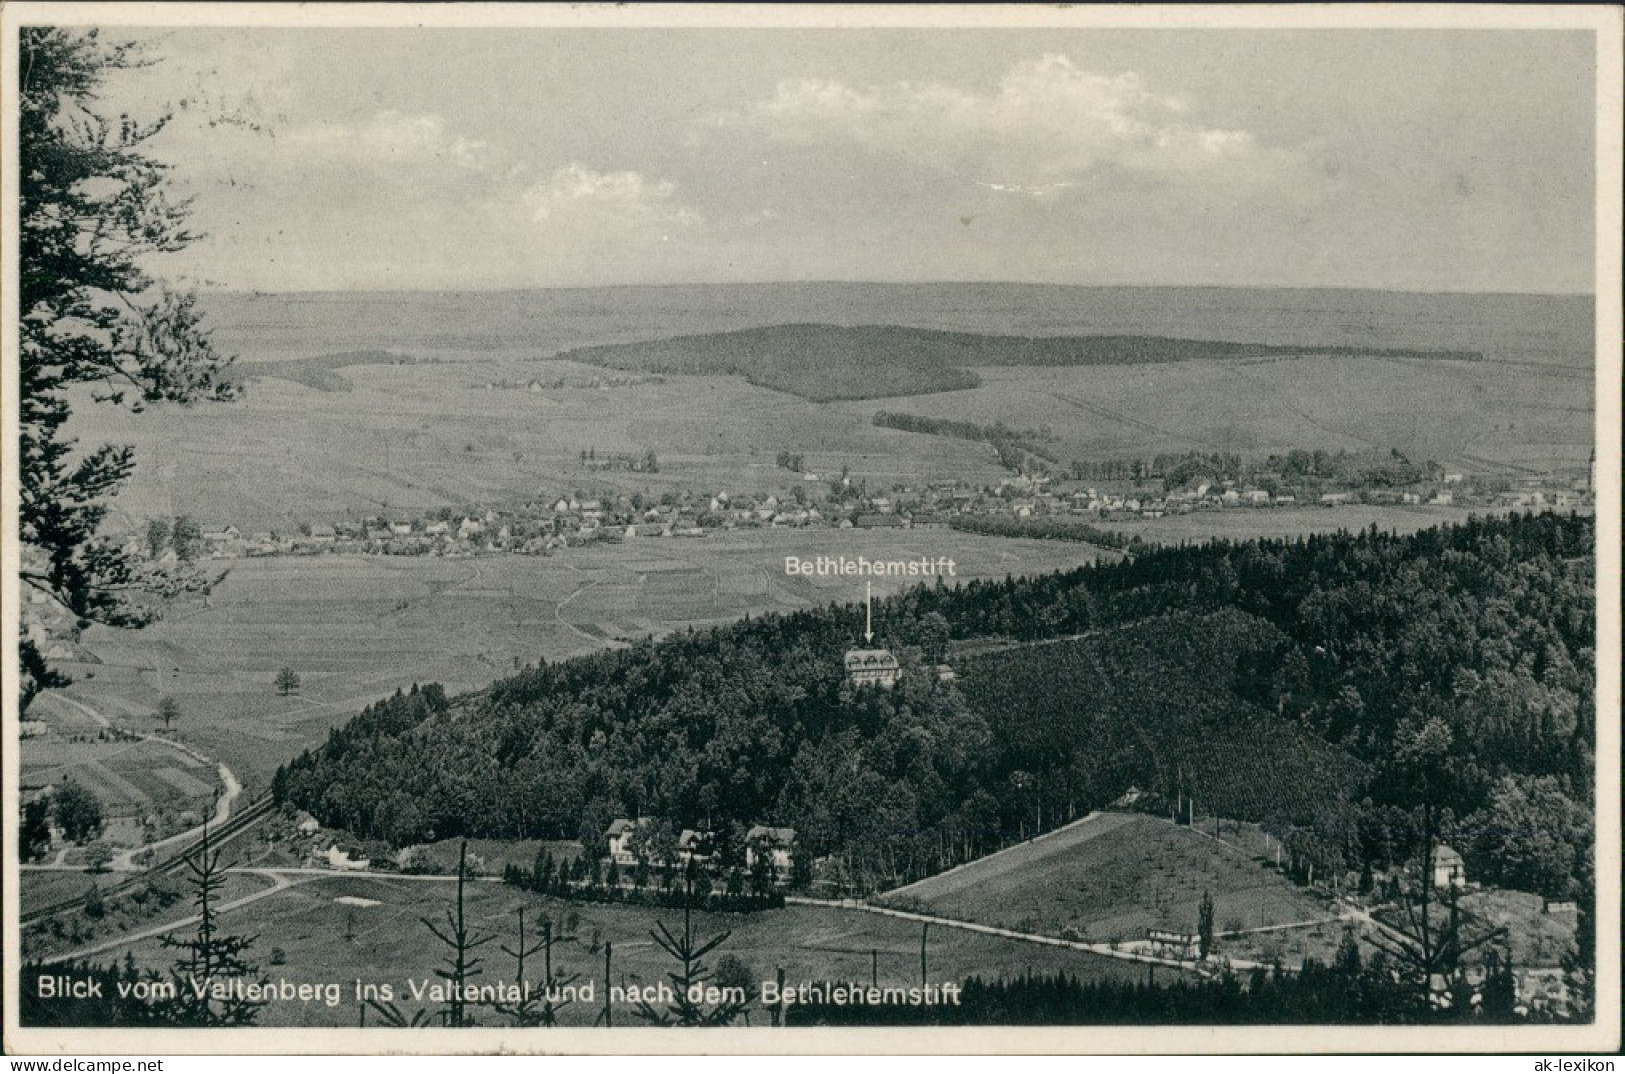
(578, 447), (659, 473)
(872, 411), (1059, 473)
(143, 516), (204, 561)
(1067, 448), (1440, 492)
(947, 513), (1144, 550)
(787, 937), (1523, 1026)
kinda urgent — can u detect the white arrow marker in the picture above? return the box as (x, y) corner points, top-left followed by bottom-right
(864, 581), (874, 642)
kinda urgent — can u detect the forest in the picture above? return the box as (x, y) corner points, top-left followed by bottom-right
(785, 942), (1524, 1025)
(558, 324), (1480, 402)
(274, 511), (1594, 903)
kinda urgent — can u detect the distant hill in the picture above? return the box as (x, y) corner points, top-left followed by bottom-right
(559, 324), (1482, 401)
(197, 284), (1593, 368)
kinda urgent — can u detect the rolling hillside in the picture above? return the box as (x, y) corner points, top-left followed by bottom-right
(273, 514), (1595, 902)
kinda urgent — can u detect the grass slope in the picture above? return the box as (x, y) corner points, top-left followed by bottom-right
(884, 812), (1340, 964)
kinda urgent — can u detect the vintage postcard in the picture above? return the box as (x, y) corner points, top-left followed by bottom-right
(3, 2), (1620, 1056)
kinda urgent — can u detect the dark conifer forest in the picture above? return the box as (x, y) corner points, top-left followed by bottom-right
(275, 511), (1594, 900)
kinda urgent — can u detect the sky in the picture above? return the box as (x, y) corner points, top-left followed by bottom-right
(92, 25), (1598, 294)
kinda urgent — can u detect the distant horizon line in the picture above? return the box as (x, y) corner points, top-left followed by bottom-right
(189, 279), (1597, 300)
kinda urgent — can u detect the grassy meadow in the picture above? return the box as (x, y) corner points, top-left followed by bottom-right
(883, 813), (1345, 967)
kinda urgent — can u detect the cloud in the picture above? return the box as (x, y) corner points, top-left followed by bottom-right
(259, 110), (491, 180)
(523, 163), (702, 233)
(151, 108), (495, 206)
(713, 54), (1298, 195)
(344, 111), (487, 169)
(148, 102), (704, 288)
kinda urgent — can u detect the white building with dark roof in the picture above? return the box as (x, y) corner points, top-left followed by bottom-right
(1433, 844), (1466, 890)
(845, 648), (900, 688)
(745, 825), (797, 881)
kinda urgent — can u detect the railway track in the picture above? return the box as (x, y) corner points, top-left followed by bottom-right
(19, 793), (277, 928)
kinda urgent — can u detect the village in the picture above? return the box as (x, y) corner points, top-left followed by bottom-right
(129, 455), (1593, 564)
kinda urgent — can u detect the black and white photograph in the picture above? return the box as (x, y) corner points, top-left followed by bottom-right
(3, 2), (1620, 1056)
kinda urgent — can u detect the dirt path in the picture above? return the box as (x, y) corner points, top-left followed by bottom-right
(41, 870), (305, 966)
(31, 866), (491, 966)
(554, 570), (626, 650)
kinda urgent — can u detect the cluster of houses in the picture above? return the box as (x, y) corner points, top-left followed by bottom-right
(605, 817), (797, 885)
(477, 372), (662, 392)
(995, 470), (1589, 521)
(285, 808), (798, 887)
(136, 463), (1593, 564)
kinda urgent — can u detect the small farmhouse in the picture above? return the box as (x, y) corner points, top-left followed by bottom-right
(1146, 929), (1202, 961)
(1433, 844), (1466, 890)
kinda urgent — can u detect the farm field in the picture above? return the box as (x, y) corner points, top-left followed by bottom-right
(19, 872), (106, 918)
(835, 354), (1592, 477)
(882, 812), (1347, 967)
(30, 529), (1102, 799)
(87, 872), (1158, 1027)
(20, 694), (221, 825)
